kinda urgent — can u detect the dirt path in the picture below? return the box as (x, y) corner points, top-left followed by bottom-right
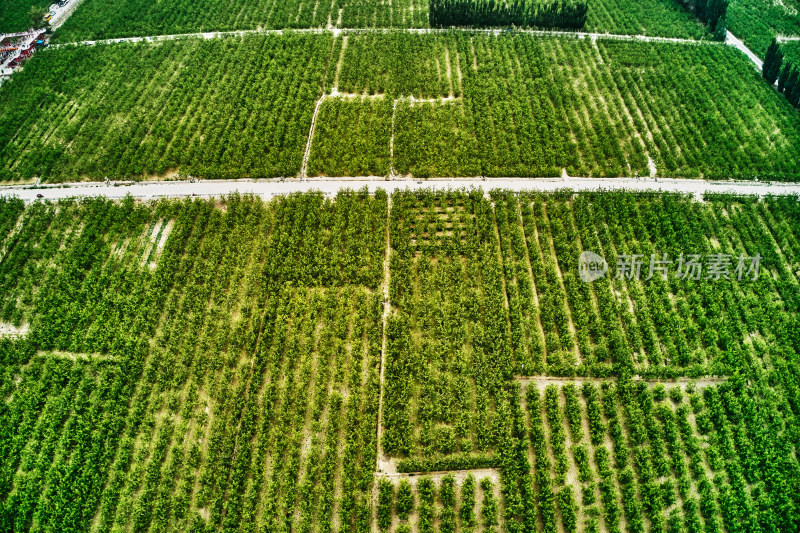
(0, 322), (28, 338)
(376, 467), (501, 484)
(375, 197), (393, 475)
(517, 375), (727, 390)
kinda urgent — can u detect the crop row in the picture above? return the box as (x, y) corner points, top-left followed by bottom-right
(332, 33), (800, 179)
(0, 35), (334, 182)
(584, 0), (709, 39)
(0, 0), (52, 33)
(502, 377), (800, 533)
(377, 475), (499, 532)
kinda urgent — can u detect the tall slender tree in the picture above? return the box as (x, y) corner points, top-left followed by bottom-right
(708, 0), (728, 35)
(778, 62), (792, 93)
(763, 38), (784, 84)
(786, 68), (800, 107)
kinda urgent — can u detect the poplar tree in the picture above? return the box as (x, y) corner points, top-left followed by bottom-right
(786, 68), (800, 107)
(778, 62), (792, 93)
(763, 38), (784, 84)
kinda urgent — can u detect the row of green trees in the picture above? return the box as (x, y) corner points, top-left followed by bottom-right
(429, 0), (588, 29)
(764, 38), (800, 109)
(676, 0), (728, 37)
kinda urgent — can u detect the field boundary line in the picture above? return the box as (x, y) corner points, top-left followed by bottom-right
(375, 467), (501, 481)
(375, 195), (392, 473)
(300, 94), (326, 179)
(516, 375), (728, 389)
(372, 196), (392, 532)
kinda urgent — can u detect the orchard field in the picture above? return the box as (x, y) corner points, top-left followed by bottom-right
(0, 0), (52, 33)
(3, 33), (800, 182)
(1, 190), (799, 532)
(727, 0), (800, 58)
(46, 0), (709, 42)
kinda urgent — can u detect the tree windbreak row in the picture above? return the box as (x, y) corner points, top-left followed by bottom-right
(766, 40), (800, 110)
(428, 0), (588, 29)
(3, 33), (800, 182)
(1, 190), (798, 531)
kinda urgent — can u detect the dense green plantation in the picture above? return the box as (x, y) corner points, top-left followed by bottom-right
(53, 0), (429, 41)
(4, 33), (800, 182)
(5, 32), (800, 181)
(49, 0), (711, 41)
(329, 33), (800, 179)
(381, 189), (800, 531)
(307, 97), (394, 177)
(783, 39), (800, 64)
(0, 0), (51, 33)
(384, 191), (511, 470)
(1, 190), (799, 532)
(728, 0), (800, 58)
(583, 0), (709, 39)
(0, 191), (389, 531)
(0, 34), (335, 182)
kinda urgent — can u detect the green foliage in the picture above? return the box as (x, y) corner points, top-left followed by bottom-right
(429, 0), (588, 29)
(0, 0), (50, 33)
(0, 192), (387, 532)
(47, 0), (716, 40)
(727, 0), (800, 58)
(396, 479), (414, 520)
(558, 486), (578, 533)
(7, 33), (800, 181)
(2, 190), (800, 532)
(460, 475), (477, 528)
(418, 478), (436, 533)
(671, 0), (729, 36)
(308, 97), (393, 177)
(0, 35), (334, 182)
(584, 0), (710, 37)
(480, 477), (499, 530)
(439, 476), (456, 533)
(377, 480), (394, 531)
(53, 0), (429, 41)
(341, 33), (800, 180)
(763, 38), (784, 84)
